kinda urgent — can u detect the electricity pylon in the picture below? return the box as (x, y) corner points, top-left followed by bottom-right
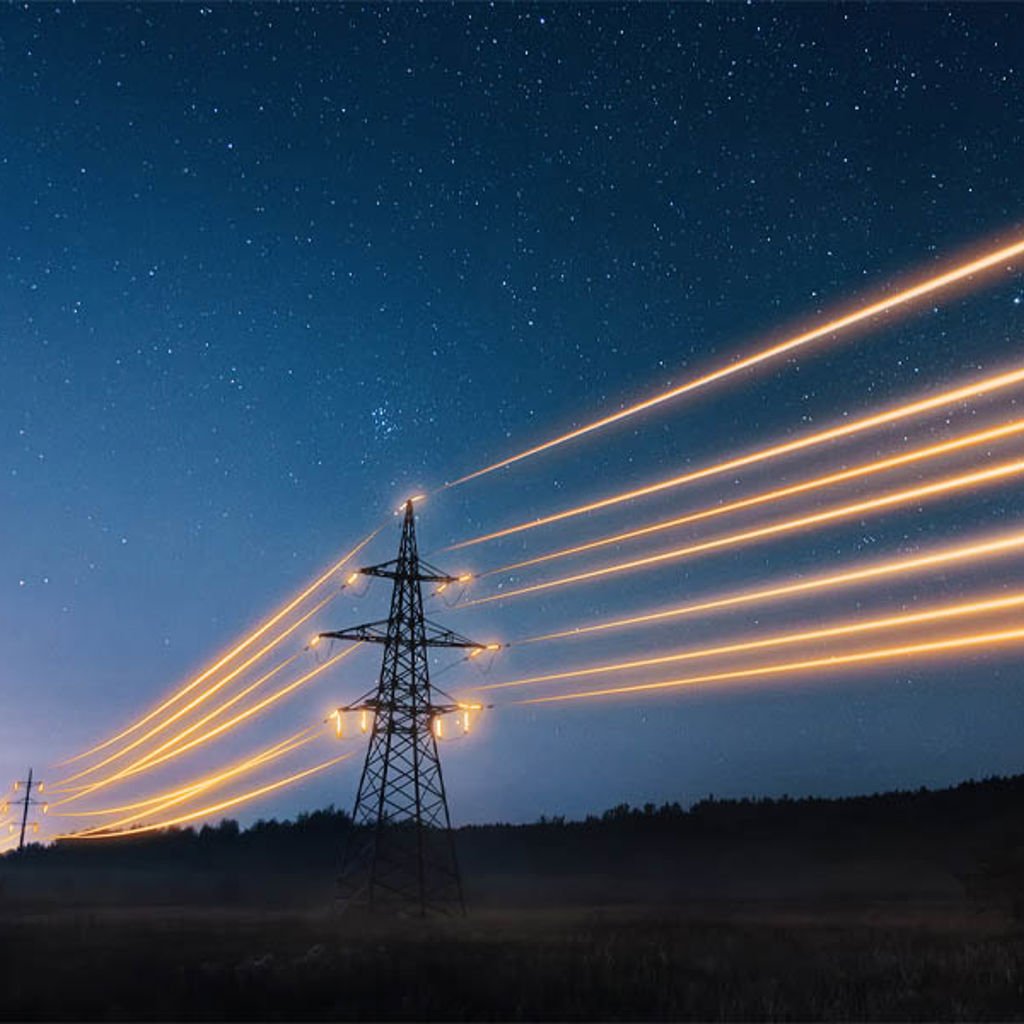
(319, 499), (492, 915)
(8, 768), (46, 851)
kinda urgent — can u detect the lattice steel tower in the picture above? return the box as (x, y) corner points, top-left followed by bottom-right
(319, 499), (489, 915)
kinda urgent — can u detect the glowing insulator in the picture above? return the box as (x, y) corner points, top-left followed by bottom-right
(433, 716), (443, 739)
(346, 572), (360, 585)
(42, 803), (49, 815)
(436, 583), (448, 594)
(360, 710), (369, 734)
(12, 782), (19, 792)
(462, 711), (470, 734)
(36, 783), (44, 794)
(468, 649), (483, 660)
(310, 635), (321, 648)
(32, 823), (39, 834)
(330, 710), (344, 738)
(458, 574), (473, 583)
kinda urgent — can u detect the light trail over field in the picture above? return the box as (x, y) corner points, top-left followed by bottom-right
(52, 646), (359, 807)
(445, 235), (1024, 489)
(477, 590), (1024, 692)
(50, 652), (301, 796)
(446, 363), (1024, 552)
(463, 456), (1024, 607)
(481, 417), (1024, 578)
(59, 529), (379, 767)
(53, 591), (339, 787)
(56, 752), (354, 841)
(513, 623), (1024, 706)
(52, 727), (322, 819)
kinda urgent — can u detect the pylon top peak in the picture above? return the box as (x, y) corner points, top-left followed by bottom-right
(395, 494), (426, 515)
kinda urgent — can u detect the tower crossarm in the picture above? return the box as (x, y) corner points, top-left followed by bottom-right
(319, 620), (498, 650)
(423, 619), (494, 649)
(319, 621), (390, 644)
(356, 562), (461, 585)
(331, 698), (489, 716)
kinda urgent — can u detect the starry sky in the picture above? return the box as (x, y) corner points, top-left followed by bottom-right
(3, 3), (1024, 829)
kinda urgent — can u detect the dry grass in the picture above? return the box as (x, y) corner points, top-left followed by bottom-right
(2, 901), (1024, 1020)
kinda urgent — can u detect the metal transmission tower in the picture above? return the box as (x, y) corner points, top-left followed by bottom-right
(319, 499), (492, 915)
(7, 768), (46, 851)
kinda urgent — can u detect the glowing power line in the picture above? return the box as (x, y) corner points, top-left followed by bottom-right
(514, 623), (1024, 705)
(479, 590), (1024, 692)
(54, 590), (339, 788)
(446, 362), (1024, 551)
(53, 727), (322, 819)
(52, 646), (359, 807)
(517, 525), (1024, 646)
(464, 455), (1024, 607)
(483, 417), (1024, 578)
(446, 235), (1024, 488)
(50, 652), (301, 796)
(59, 529), (379, 767)
(56, 751), (354, 841)
(55, 731), (326, 837)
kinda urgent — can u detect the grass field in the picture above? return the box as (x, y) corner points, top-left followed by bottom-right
(3, 899), (1024, 1020)
(7, 784), (1024, 1020)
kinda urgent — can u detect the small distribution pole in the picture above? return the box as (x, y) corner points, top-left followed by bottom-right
(320, 498), (493, 915)
(11, 768), (45, 851)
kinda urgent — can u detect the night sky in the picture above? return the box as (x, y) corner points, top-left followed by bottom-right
(3, 3), (1024, 831)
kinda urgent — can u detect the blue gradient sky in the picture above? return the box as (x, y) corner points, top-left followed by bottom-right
(2, 4), (1024, 830)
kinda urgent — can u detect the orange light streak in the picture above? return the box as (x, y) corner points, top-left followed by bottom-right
(464, 456), (1024, 607)
(54, 590), (339, 787)
(53, 727), (321, 818)
(480, 590), (1024, 692)
(515, 623), (1024, 705)
(50, 653), (300, 796)
(483, 417), (1024, 578)
(519, 526), (1024, 645)
(57, 752), (353, 841)
(59, 529), (379, 766)
(53, 646), (358, 807)
(447, 363), (1024, 551)
(55, 734), (326, 836)
(446, 236), (1024, 489)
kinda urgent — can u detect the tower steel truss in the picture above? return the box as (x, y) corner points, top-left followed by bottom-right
(7, 768), (46, 850)
(320, 499), (488, 915)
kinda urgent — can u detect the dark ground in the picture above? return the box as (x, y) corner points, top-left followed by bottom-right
(5, 901), (1024, 1021)
(5, 778), (1024, 1020)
